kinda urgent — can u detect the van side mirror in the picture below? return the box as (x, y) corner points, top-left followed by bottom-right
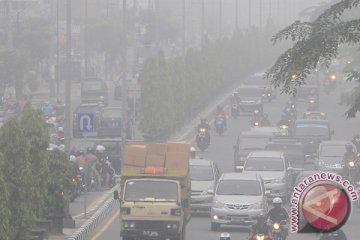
(114, 190), (119, 200)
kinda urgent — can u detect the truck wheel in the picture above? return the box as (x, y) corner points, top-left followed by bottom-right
(211, 222), (220, 231)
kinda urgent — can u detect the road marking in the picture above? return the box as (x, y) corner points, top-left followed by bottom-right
(91, 211), (120, 240)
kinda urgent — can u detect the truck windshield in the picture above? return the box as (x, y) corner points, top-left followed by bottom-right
(124, 181), (178, 202)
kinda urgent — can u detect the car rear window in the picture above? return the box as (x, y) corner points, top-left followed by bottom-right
(244, 157), (284, 171)
(216, 180), (262, 196)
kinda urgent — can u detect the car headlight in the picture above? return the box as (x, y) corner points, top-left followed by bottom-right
(212, 200), (225, 208)
(254, 122), (259, 126)
(248, 201), (262, 210)
(272, 177), (286, 183)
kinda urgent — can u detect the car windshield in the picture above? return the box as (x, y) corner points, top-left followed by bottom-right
(190, 165), (214, 181)
(244, 157), (284, 171)
(102, 109), (122, 118)
(216, 180), (262, 196)
(237, 88), (263, 97)
(320, 144), (346, 157)
(295, 123), (329, 136)
(240, 137), (269, 150)
(266, 144), (302, 152)
(82, 82), (103, 91)
(124, 181), (178, 202)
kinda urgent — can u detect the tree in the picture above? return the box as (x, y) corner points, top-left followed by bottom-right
(266, 0), (360, 117)
(0, 153), (11, 240)
(0, 118), (35, 239)
(20, 105), (50, 217)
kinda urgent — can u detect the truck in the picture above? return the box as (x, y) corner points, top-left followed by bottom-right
(114, 141), (191, 240)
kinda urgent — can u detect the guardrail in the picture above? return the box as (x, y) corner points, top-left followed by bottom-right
(67, 195), (119, 240)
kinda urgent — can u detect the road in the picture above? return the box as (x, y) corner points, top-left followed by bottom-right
(90, 83), (360, 240)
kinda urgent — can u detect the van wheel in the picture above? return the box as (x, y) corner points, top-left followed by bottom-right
(211, 222), (220, 231)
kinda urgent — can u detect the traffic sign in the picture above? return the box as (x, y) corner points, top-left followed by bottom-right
(77, 113), (95, 133)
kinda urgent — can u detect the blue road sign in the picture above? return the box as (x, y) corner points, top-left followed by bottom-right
(77, 113), (95, 133)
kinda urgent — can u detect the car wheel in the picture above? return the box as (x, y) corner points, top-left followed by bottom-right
(211, 222), (220, 231)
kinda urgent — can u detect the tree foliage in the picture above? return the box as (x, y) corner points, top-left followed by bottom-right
(139, 27), (282, 139)
(266, 0), (360, 117)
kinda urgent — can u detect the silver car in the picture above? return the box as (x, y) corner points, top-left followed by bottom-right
(210, 173), (268, 231)
(190, 159), (220, 213)
(242, 151), (292, 202)
(316, 140), (357, 173)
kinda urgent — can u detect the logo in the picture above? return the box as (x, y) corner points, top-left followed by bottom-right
(301, 183), (350, 232)
(290, 172), (358, 234)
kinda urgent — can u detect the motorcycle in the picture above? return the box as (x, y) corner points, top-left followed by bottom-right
(196, 128), (210, 152)
(307, 96), (319, 111)
(231, 103), (239, 119)
(344, 158), (359, 183)
(215, 115), (226, 136)
(262, 88), (274, 103)
(270, 220), (287, 240)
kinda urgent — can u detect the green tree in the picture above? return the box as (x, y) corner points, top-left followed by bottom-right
(0, 153), (11, 240)
(0, 118), (35, 240)
(266, 0), (360, 117)
(20, 105), (50, 217)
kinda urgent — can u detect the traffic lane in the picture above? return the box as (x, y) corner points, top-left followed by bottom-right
(70, 190), (109, 217)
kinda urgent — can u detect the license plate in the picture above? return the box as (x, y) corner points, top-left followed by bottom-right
(143, 231), (159, 237)
(231, 217), (244, 222)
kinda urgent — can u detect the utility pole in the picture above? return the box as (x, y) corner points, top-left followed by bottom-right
(56, 0), (60, 99)
(219, 0), (222, 39)
(248, 0), (252, 27)
(5, 0), (13, 48)
(64, 0), (72, 153)
(121, 0), (128, 152)
(182, 0), (185, 55)
(259, 0), (263, 31)
(84, 0), (88, 78)
(201, 0), (204, 45)
(235, 0), (238, 31)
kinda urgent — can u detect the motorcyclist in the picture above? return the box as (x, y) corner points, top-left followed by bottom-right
(343, 143), (358, 182)
(249, 213), (270, 239)
(196, 118), (211, 145)
(352, 134), (360, 152)
(95, 145), (113, 188)
(267, 197), (289, 239)
(260, 113), (271, 126)
(230, 93), (238, 105)
(190, 147), (197, 159)
(251, 109), (263, 126)
(214, 105), (227, 129)
(69, 155), (79, 174)
(86, 147), (102, 190)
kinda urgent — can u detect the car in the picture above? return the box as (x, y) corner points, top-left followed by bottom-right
(242, 151), (293, 202)
(233, 131), (274, 172)
(72, 103), (103, 138)
(243, 72), (277, 101)
(81, 79), (109, 106)
(316, 140), (358, 174)
(265, 137), (306, 167)
(293, 119), (334, 155)
(236, 85), (264, 114)
(210, 172), (268, 231)
(190, 159), (221, 213)
(296, 75), (320, 101)
(303, 111), (326, 120)
(97, 107), (122, 138)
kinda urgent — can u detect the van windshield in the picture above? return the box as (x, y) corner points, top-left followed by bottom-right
(82, 82), (103, 91)
(216, 180), (261, 196)
(124, 181), (178, 202)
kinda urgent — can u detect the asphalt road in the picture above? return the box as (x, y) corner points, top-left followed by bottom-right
(91, 83), (360, 240)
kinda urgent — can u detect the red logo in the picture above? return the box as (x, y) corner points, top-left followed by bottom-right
(301, 183), (350, 231)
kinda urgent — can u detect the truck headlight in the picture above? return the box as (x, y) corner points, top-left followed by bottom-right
(129, 222), (135, 228)
(171, 208), (181, 216)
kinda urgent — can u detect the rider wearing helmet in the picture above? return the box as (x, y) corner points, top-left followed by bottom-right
(267, 197), (289, 239)
(249, 213), (270, 237)
(190, 147), (197, 159)
(214, 105), (227, 128)
(197, 118), (211, 145)
(343, 143), (357, 165)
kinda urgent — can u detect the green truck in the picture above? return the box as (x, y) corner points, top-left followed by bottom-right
(114, 142), (191, 240)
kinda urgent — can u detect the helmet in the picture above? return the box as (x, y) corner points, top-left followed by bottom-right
(58, 144), (65, 151)
(272, 197), (282, 208)
(345, 143), (353, 152)
(69, 155), (76, 163)
(219, 232), (231, 240)
(190, 147), (196, 153)
(58, 126), (64, 132)
(96, 145), (106, 153)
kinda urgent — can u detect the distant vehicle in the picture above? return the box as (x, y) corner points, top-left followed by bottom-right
(233, 131), (274, 172)
(72, 103), (103, 138)
(81, 80), (109, 106)
(316, 140), (357, 174)
(242, 151), (293, 202)
(97, 107), (122, 138)
(236, 85), (263, 114)
(296, 75), (319, 101)
(303, 111), (326, 120)
(293, 119), (334, 155)
(210, 172), (268, 231)
(250, 126), (282, 135)
(190, 159), (221, 213)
